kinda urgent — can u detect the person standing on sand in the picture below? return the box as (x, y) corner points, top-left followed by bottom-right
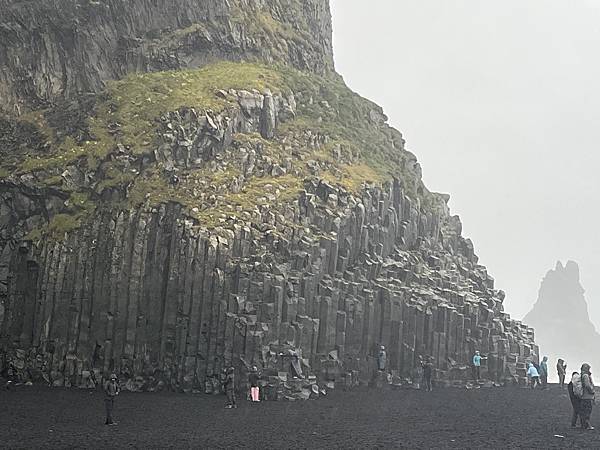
(377, 346), (387, 372)
(472, 351), (487, 381)
(248, 366), (260, 402)
(579, 363), (595, 430)
(527, 363), (540, 389)
(104, 374), (120, 425)
(421, 357), (433, 392)
(557, 359), (567, 389)
(225, 367), (237, 409)
(568, 371), (582, 428)
(539, 356), (549, 389)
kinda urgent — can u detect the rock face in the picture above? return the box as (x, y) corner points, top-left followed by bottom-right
(0, 0), (537, 393)
(524, 261), (599, 375)
(0, 0), (334, 114)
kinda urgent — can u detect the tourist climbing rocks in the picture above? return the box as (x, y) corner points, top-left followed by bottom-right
(377, 346), (387, 372)
(568, 371), (582, 427)
(103, 374), (120, 425)
(472, 351), (487, 381)
(579, 363), (595, 430)
(527, 363), (540, 389)
(225, 367), (237, 409)
(421, 356), (433, 392)
(557, 359), (567, 389)
(248, 366), (260, 402)
(539, 356), (549, 389)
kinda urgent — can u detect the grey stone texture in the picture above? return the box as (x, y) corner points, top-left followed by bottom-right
(0, 0), (537, 393)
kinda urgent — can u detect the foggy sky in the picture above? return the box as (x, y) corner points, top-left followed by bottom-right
(330, 0), (600, 327)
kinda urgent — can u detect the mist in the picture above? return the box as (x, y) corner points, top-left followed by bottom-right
(330, 0), (600, 328)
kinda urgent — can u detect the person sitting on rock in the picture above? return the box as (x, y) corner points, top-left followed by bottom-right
(557, 359), (567, 389)
(527, 363), (540, 389)
(472, 351), (487, 381)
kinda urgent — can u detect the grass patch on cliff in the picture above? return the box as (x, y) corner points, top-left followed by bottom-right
(10, 59), (429, 237)
(195, 174), (303, 228)
(16, 108), (113, 175)
(26, 191), (97, 241)
(321, 164), (384, 193)
(105, 62), (283, 154)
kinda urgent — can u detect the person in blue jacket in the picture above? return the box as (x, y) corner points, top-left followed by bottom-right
(472, 351), (487, 381)
(527, 363), (540, 389)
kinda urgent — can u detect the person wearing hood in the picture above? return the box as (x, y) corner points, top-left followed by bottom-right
(539, 356), (549, 389)
(579, 363), (595, 430)
(103, 373), (120, 426)
(568, 371), (582, 428)
(557, 359), (567, 389)
(527, 363), (540, 389)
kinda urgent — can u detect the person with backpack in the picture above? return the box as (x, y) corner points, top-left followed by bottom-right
(527, 362), (540, 389)
(557, 359), (567, 389)
(568, 371), (582, 427)
(580, 363), (595, 430)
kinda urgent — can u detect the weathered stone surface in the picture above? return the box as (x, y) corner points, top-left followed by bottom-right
(0, 0), (334, 114)
(0, 0), (537, 393)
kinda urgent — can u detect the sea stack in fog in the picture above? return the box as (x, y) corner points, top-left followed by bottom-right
(524, 261), (600, 370)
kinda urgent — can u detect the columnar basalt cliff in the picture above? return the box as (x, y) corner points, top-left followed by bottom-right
(0, 0), (537, 394)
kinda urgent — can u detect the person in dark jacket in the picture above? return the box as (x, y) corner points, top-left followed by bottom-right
(248, 366), (260, 402)
(580, 363), (595, 430)
(539, 356), (549, 389)
(103, 374), (120, 425)
(225, 367), (237, 409)
(421, 357), (433, 392)
(557, 359), (567, 389)
(568, 371), (582, 427)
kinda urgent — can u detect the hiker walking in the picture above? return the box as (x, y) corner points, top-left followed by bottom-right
(539, 356), (549, 389)
(568, 371), (582, 427)
(248, 366), (260, 402)
(103, 374), (120, 425)
(580, 363), (595, 430)
(527, 363), (540, 389)
(225, 367), (237, 409)
(472, 351), (487, 381)
(557, 359), (567, 389)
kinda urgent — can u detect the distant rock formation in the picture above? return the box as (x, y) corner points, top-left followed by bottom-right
(524, 261), (600, 375)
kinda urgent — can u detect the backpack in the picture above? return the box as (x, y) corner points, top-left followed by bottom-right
(572, 373), (584, 398)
